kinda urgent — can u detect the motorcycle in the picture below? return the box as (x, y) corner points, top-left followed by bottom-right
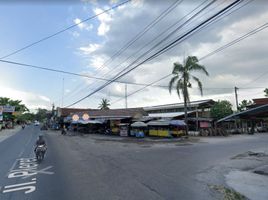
(35, 145), (46, 162)
(61, 128), (67, 135)
(22, 124), (25, 129)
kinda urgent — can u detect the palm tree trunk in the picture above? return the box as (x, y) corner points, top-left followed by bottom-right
(184, 92), (188, 136)
(183, 78), (188, 136)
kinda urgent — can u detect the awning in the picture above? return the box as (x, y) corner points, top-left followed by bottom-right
(169, 120), (186, 126)
(217, 104), (268, 123)
(72, 119), (103, 124)
(148, 111), (195, 118)
(131, 121), (147, 127)
(147, 119), (170, 126)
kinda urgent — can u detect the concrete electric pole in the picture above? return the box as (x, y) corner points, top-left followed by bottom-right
(234, 86), (239, 111)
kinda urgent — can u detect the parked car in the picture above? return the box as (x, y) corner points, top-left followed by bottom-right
(34, 121), (40, 126)
(256, 126), (267, 132)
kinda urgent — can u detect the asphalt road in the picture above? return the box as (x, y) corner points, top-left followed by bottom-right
(0, 125), (268, 200)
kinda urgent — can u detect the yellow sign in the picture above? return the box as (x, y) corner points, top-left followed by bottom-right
(82, 113), (89, 121)
(72, 114), (79, 121)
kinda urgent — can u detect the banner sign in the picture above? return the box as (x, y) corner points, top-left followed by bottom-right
(0, 105), (16, 113)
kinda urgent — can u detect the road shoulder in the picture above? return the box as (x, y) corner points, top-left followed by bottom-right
(0, 126), (20, 143)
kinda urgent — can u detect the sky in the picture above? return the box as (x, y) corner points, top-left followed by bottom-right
(0, 0), (268, 111)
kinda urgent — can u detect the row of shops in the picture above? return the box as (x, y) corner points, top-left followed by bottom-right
(52, 99), (216, 137)
(54, 108), (187, 138)
(53, 98), (268, 137)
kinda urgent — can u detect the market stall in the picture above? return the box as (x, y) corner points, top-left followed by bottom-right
(147, 119), (186, 137)
(119, 123), (129, 137)
(130, 121), (147, 138)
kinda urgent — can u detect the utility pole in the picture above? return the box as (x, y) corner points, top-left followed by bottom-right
(234, 86), (239, 130)
(61, 78), (64, 108)
(125, 83), (128, 109)
(234, 86), (239, 111)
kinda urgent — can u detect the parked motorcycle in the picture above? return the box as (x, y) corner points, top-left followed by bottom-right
(35, 145), (46, 162)
(61, 128), (67, 135)
(104, 129), (112, 135)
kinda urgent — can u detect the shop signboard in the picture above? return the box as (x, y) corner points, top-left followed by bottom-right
(200, 121), (211, 128)
(120, 126), (128, 137)
(0, 106), (3, 115)
(1, 105), (15, 113)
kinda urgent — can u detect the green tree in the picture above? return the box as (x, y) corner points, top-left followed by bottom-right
(17, 113), (35, 123)
(211, 100), (233, 120)
(238, 99), (252, 112)
(35, 108), (48, 122)
(264, 88), (268, 97)
(168, 56), (209, 134)
(98, 98), (110, 110)
(0, 97), (29, 112)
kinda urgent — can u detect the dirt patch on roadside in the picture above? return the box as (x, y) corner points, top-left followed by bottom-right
(209, 185), (248, 200)
(231, 151), (268, 160)
(92, 136), (199, 147)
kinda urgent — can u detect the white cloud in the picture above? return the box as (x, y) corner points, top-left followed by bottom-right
(74, 1), (268, 109)
(79, 43), (101, 54)
(94, 8), (113, 36)
(73, 18), (93, 31)
(0, 86), (52, 111)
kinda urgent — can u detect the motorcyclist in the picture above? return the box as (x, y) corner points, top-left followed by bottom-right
(34, 135), (47, 153)
(61, 125), (67, 135)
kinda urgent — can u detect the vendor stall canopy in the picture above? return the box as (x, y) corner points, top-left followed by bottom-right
(147, 119), (186, 126)
(131, 121), (147, 127)
(71, 119), (103, 125)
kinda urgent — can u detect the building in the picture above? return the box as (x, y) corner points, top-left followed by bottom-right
(61, 99), (215, 132)
(218, 98), (268, 134)
(143, 99), (215, 131)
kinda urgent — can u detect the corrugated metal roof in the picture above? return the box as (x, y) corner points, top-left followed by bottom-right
(217, 104), (268, 122)
(143, 99), (214, 111)
(148, 111), (195, 118)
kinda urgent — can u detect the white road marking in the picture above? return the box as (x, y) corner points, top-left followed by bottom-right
(4, 181), (36, 189)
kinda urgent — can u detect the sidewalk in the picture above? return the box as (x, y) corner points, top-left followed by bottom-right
(0, 126), (20, 143)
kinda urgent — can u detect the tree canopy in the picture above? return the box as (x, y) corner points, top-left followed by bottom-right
(0, 97), (29, 112)
(98, 98), (110, 110)
(264, 88), (268, 97)
(211, 100), (233, 120)
(238, 99), (252, 112)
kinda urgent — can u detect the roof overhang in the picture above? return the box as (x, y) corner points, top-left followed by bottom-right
(217, 104), (268, 123)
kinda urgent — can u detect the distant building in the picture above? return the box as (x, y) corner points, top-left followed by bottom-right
(61, 99), (215, 131)
(56, 107), (94, 118)
(247, 98), (268, 108)
(143, 99), (215, 131)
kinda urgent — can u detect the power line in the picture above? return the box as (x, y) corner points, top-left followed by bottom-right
(67, 0), (187, 99)
(94, 0), (213, 81)
(66, 0), (242, 108)
(93, 0), (184, 74)
(0, 0), (131, 59)
(111, 14), (268, 105)
(0, 59), (166, 87)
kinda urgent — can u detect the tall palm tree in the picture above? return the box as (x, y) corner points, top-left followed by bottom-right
(168, 56), (209, 134)
(98, 98), (110, 110)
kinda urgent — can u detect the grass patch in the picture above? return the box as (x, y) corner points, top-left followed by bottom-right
(209, 185), (247, 200)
